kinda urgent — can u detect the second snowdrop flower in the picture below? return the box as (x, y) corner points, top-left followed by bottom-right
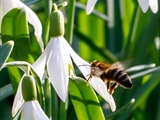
(13, 75), (49, 120)
(0, 0), (44, 50)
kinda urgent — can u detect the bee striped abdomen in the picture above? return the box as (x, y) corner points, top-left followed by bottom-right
(106, 68), (133, 88)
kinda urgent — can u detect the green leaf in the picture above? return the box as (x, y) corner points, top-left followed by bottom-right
(0, 41), (14, 70)
(1, 8), (33, 63)
(130, 66), (160, 79)
(69, 77), (105, 120)
(106, 98), (135, 119)
(0, 84), (13, 101)
(117, 71), (159, 120)
(125, 63), (156, 72)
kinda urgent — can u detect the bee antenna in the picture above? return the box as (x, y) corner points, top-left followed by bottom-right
(78, 64), (91, 67)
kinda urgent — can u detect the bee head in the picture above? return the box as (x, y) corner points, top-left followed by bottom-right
(91, 60), (99, 67)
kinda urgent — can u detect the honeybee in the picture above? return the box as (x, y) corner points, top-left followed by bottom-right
(87, 60), (133, 95)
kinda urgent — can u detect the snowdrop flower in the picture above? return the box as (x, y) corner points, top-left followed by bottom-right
(0, 0), (44, 51)
(138, 0), (158, 13)
(86, 0), (98, 14)
(13, 75), (49, 120)
(12, 3), (115, 115)
(33, 36), (116, 111)
(36, 3), (115, 111)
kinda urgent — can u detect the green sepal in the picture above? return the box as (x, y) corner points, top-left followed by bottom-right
(49, 4), (64, 37)
(22, 75), (37, 101)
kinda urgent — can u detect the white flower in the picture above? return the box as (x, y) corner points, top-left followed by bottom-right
(0, 0), (44, 51)
(33, 36), (116, 111)
(86, 0), (98, 14)
(14, 100), (49, 120)
(138, 0), (158, 13)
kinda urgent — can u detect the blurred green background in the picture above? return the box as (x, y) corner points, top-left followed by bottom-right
(0, 0), (159, 120)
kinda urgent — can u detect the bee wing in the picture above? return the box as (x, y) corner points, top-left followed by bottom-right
(110, 62), (124, 70)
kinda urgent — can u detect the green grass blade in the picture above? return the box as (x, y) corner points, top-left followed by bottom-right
(0, 84), (13, 101)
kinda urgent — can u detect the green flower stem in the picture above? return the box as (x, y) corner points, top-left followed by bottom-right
(43, 17), (50, 47)
(59, 99), (68, 120)
(44, 78), (51, 118)
(43, 0), (52, 47)
(65, 0), (75, 44)
(51, 87), (58, 120)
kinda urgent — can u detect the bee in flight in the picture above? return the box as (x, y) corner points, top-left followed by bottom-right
(87, 60), (133, 95)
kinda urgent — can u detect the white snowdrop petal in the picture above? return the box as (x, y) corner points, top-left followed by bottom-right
(32, 44), (49, 79)
(138, 0), (149, 13)
(21, 102), (34, 120)
(21, 101), (49, 120)
(149, 0), (158, 13)
(90, 77), (116, 112)
(32, 100), (49, 120)
(61, 37), (73, 66)
(12, 77), (24, 117)
(63, 39), (90, 77)
(13, 105), (23, 120)
(47, 37), (69, 102)
(86, 0), (98, 14)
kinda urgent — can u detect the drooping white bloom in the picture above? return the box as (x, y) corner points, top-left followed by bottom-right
(0, 0), (44, 51)
(14, 100), (49, 120)
(33, 36), (116, 111)
(138, 0), (158, 13)
(86, 0), (158, 14)
(86, 0), (98, 14)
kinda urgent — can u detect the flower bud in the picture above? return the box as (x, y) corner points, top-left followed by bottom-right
(50, 3), (64, 37)
(22, 75), (37, 101)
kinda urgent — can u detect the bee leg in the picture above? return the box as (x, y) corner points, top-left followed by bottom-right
(106, 81), (110, 93)
(109, 83), (118, 95)
(86, 75), (92, 86)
